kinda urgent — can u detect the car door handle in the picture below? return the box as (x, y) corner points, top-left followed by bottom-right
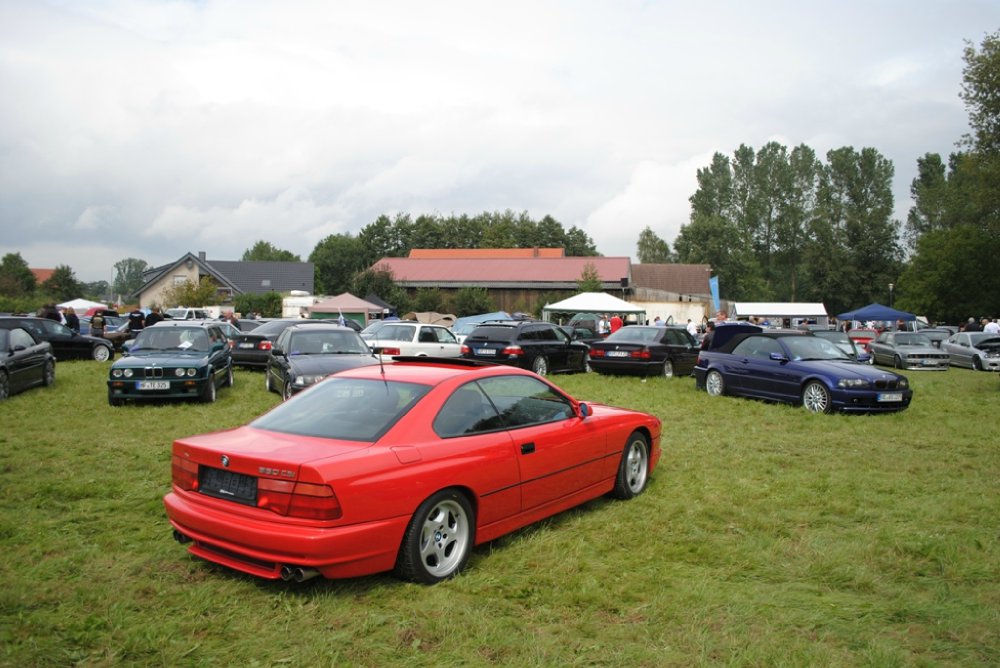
(520, 442), (535, 455)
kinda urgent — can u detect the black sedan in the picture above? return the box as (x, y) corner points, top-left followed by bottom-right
(694, 325), (912, 414)
(0, 326), (55, 400)
(265, 324), (380, 399)
(588, 325), (700, 378)
(0, 316), (114, 362)
(107, 321), (234, 405)
(231, 319), (335, 368)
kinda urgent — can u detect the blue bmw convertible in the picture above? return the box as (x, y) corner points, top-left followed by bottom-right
(694, 325), (912, 414)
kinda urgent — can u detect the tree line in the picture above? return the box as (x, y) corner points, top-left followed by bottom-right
(637, 30), (1000, 323)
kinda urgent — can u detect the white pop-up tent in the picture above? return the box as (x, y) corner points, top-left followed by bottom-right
(542, 292), (646, 324)
(57, 298), (108, 312)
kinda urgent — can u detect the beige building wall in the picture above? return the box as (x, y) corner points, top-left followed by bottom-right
(139, 265), (201, 309)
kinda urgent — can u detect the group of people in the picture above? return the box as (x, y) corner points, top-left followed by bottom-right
(596, 313), (624, 337)
(962, 316), (1000, 334)
(37, 303), (79, 332)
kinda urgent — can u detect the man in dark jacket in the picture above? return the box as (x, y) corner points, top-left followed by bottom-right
(128, 308), (146, 334)
(144, 307), (163, 327)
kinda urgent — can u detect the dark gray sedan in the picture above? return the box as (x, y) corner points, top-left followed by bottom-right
(869, 332), (950, 370)
(265, 324), (380, 399)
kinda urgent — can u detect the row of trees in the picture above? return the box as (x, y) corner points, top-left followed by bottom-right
(636, 30), (999, 323)
(0, 253), (108, 313)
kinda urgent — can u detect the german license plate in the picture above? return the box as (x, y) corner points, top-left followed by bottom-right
(476, 348), (496, 356)
(138, 380), (169, 390)
(238, 342), (255, 349)
(198, 467), (257, 505)
(607, 350), (629, 358)
(877, 392), (903, 402)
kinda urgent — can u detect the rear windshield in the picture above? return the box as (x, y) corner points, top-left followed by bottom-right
(251, 378), (430, 441)
(467, 325), (516, 341)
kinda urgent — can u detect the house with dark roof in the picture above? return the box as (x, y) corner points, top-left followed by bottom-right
(134, 251), (314, 308)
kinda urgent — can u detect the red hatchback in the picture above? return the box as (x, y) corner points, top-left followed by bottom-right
(164, 358), (661, 583)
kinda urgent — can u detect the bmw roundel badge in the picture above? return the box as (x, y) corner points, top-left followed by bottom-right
(221, 455), (230, 468)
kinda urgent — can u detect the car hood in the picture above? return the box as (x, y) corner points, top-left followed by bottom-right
(793, 358), (904, 380)
(892, 345), (943, 355)
(113, 350), (208, 367)
(286, 354), (381, 375)
(976, 337), (1000, 351)
(174, 426), (365, 480)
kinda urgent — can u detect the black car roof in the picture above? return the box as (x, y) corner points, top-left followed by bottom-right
(711, 326), (807, 354)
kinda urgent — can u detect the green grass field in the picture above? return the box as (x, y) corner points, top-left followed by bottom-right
(1, 360), (997, 667)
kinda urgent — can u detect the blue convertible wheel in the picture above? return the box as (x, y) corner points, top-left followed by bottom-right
(705, 369), (725, 396)
(802, 381), (832, 414)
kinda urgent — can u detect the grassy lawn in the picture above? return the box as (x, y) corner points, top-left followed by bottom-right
(0, 360), (997, 666)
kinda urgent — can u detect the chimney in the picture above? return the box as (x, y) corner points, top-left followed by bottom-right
(198, 251), (206, 262)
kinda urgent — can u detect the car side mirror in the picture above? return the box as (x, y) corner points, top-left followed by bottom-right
(769, 352), (788, 362)
(271, 346), (284, 357)
(578, 402), (590, 418)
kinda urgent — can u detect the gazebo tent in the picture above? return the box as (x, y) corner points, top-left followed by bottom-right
(730, 302), (829, 326)
(837, 303), (915, 323)
(542, 292), (645, 325)
(309, 293), (383, 328)
(57, 298), (108, 312)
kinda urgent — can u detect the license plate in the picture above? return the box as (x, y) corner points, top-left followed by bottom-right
(238, 342), (255, 349)
(607, 350), (629, 358)
(476, 348), (497, 356)
(198, 467), (257, 505)
(921, 359), (941, 366)
(877, 392), (903, 402)
(138, 380), (169, 390)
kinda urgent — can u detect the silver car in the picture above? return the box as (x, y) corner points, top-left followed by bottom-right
(869, 332), (950, 370)
(940, 332), (1000, 371)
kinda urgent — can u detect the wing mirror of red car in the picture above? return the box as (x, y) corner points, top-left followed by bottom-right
(578, 402), (591, 418)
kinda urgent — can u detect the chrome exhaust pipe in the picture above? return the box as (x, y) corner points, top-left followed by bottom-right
(279, 565), (295, 581)
(292, 567), (321, 583)
(172, 529), (191, 544)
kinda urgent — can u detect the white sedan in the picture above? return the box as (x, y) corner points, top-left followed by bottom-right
(360, 322), (461, 360)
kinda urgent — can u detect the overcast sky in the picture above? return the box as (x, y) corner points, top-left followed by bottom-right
(1, 1), (997, 282)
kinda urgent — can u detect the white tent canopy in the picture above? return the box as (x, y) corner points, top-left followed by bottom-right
(542, 292), (645, 323)
(57, 298), (107, 312)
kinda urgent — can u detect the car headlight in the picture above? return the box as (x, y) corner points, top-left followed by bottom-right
(123, 368), (133, 378)
(187, 368), (197, 377)
(294, 374), (323, 387)
(897, 378), (909, 389)
(837, 378), (869, 389)
(175, 368), (186, 377)
(112, 369), (123, 378)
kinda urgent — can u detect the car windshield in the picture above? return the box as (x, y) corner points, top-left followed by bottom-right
(895, 333), (932, 346)
(288, 330), (370, 355)
(131, 327), (210, 352)
(782, 336), (851, 361)
(251, 378), (430, 441)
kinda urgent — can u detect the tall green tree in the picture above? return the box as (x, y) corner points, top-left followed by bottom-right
(113, 257), (148, 296)
(349, 266), (410, 314)
(309, 233), (366, 295)
(241, 241), (301, 262)
(636, 226), (672, 263)
(41, 264), (81, 301)
(0, 252), (37, 297)
(451, 287), (495, 316)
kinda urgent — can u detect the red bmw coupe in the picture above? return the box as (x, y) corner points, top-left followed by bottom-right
(164, 358), (662, 583)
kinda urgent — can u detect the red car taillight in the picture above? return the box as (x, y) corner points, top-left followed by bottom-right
(460, 344), (470, 354)
(502, 345), (524, 357)
(631, 349), (651, 359)
(590, 349), (605, 357)
(380, 347), (401, 356)
(258, 340), (273, 351)
(172, 455), (198, 491)
(257, 478), (342, 520)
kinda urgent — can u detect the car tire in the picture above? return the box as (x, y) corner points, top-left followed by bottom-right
(531, 355), (549, 376)
(868, 353), (875, 365)
(610, 431), (650, 500)
(43, 360), (55, 387)
(662, 359), (674, 378)
(705, 369), (725, 396)
(802, 380), (833, 414)
(583, 354), (591, 373)
(395, 489), (475, 584)
(893, 355), (903, 369)
(201, 373), (217, 403)
(224, 364), (234, 388)
(973, 356), (983, 371)
(0, 371), (8, 400)
(92, 345), (111, 362)
(282, 378), (293, 401)
(265, 371), (273, 392)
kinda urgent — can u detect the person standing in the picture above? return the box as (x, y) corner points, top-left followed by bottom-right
(610, 313), (623, 333)
(63, 307), (80, 333)
(91, 312), (106, 339)
(598, 314), (610, 337)
(144, 307), (163, 327)
(984, 318), (1000, 335)
(686, 318), (698, 337)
